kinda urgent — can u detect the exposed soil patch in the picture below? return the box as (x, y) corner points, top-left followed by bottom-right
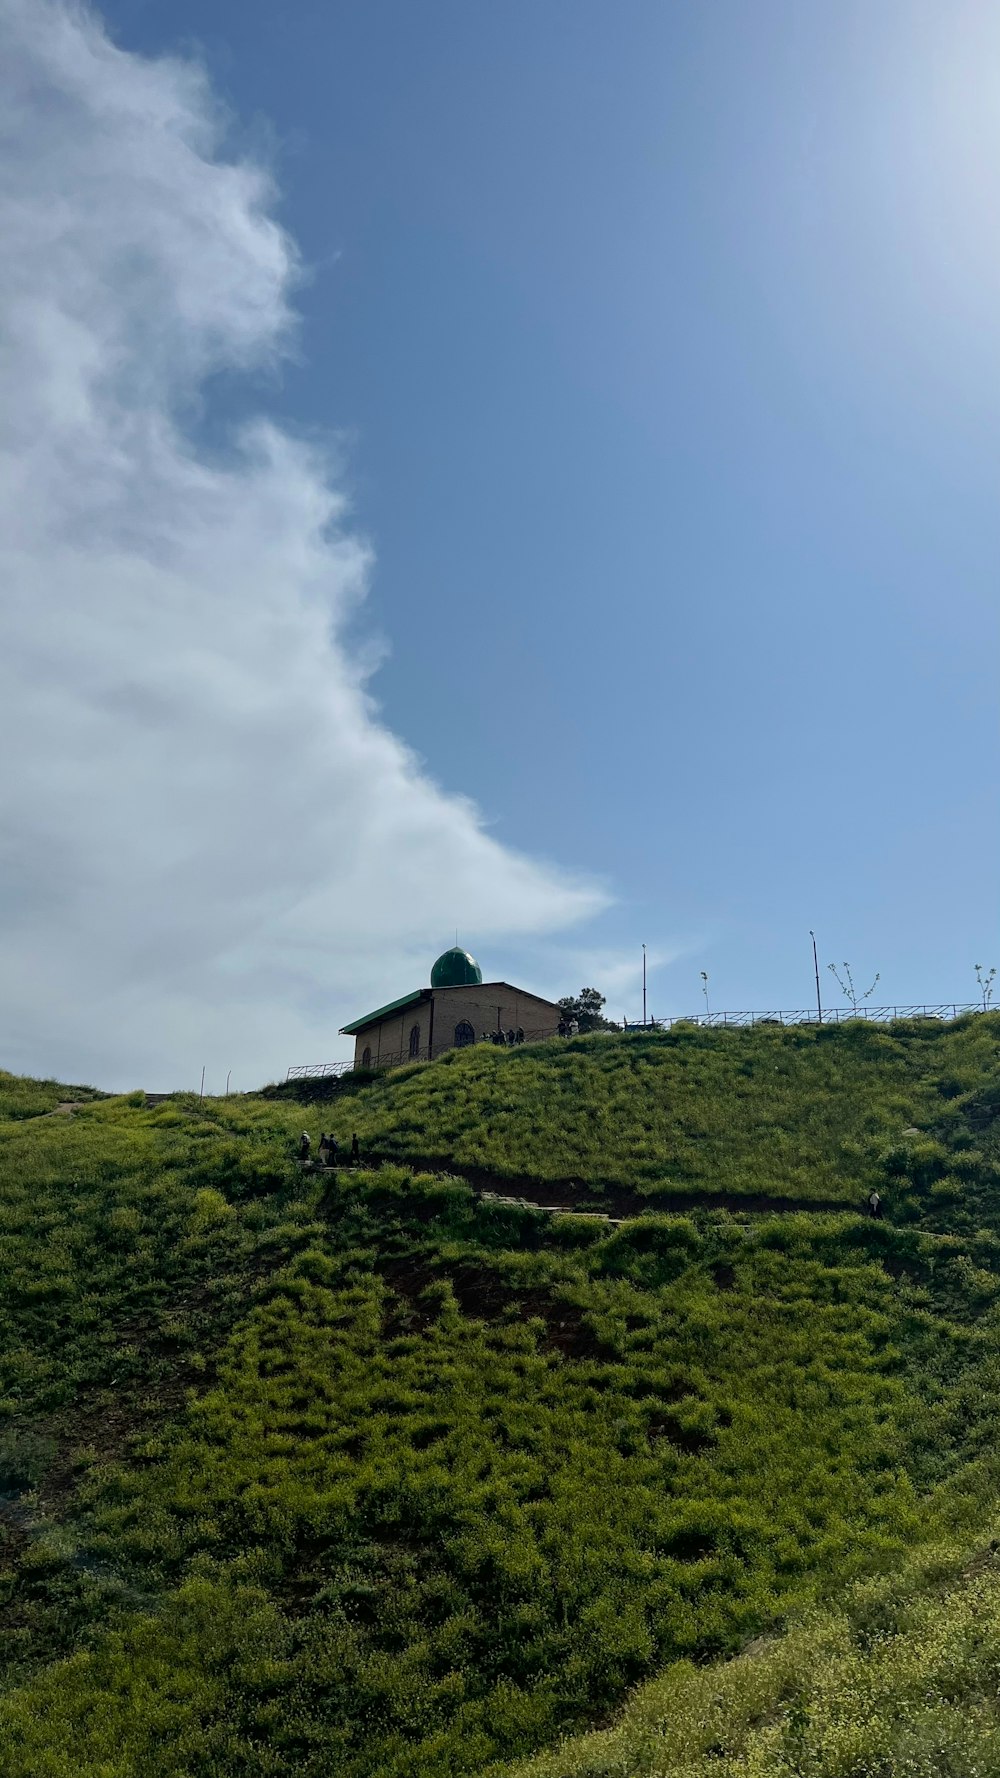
(875, 1243), (935, 1285)
(522, 1295), (619, 1361)
(878, 1250), (917, 1282)
(377, 1256), (442, 1334)
(664, 1525), (718, 1561)
(711, 1261), (737, 1292)
(446, 1260), (516, 1320)
(0, 1493), (34, 1564)
(646, 1413), (716, 1455)
(623, 1375), (694, 1404)
(375, 1252), (619, 1360)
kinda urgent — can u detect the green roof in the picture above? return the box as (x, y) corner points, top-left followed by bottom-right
(340, 988), (428, 1036)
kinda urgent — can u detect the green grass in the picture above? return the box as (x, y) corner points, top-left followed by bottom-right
(1, 1017), (1000, 1774)
(504, 1527), (1000, 1778)
(0, 1070), (104, 1120)
(309, 1015), (1000, 1207)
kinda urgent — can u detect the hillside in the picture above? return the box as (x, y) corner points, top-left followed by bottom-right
(510, 1524), (1000, 1778)
(1, 1017), (1000, 1776)
(290, 1014), (1000, 1222)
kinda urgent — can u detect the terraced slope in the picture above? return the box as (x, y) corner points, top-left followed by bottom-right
(0, 1018), (999, 1777)
(292, 1014), (1000, 1216)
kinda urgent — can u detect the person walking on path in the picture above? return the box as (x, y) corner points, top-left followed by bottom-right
(868, 1189), (883, 1219)
(351, 1132), (360, 1165)
(326, 1134), (339, 1167)
(298, 1132), (311, 1164)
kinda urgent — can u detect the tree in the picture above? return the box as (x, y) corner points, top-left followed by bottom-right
(827, 960), (879, 1015)
(975, 965), (996, 1012)
(557, 987), (619, 1033)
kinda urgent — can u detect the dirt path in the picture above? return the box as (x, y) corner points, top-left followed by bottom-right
(350, 1152), (861, 1220)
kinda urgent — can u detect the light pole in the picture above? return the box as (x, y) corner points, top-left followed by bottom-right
(810, 931), (823, 1023)
(642, 944), (647, 1026)
(225, 1070), (231, 1099)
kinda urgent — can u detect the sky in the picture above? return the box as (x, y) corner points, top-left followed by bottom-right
(1, 0), (997, 1090)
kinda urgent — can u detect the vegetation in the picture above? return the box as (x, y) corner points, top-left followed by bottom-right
(508, 1527), (1000, 1778)
(1, 1014), (1000, 1774)
(0, 1069), (103, 1120)
(314, 1014), (1000, 1214)
(827, 960), (880, 1015)
(556, 988), (618, 1033)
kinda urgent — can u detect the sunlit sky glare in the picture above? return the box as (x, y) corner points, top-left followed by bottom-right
(2, 0), (998, 1087)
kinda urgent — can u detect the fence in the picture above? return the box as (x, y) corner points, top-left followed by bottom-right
(285, 1060), (357, 1082)
(286, 1025), (558, 1082)
(640, 1003), (989, 1030)
(288, 1003), (995, 1079)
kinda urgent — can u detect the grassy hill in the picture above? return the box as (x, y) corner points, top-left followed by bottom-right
(292, 1015), (1000, 1221)
(1, 1017), (1000, 1775)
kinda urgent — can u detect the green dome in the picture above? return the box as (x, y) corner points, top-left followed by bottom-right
(431, 947), (483, 988)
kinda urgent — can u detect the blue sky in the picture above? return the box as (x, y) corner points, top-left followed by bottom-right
(3, 1), (997, 1086)
(105, 0), (997, 1022)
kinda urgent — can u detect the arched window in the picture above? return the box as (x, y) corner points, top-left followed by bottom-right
(454, 1020), (475, 1048)
(361, 1046), (372, 1069)
(409, 1023), (421, 1059)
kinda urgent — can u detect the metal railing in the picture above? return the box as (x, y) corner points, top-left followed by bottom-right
(288, 1003), (995, 1079)
(643, 1003), (988, 1030)
(286, 1060), (357, 1082)
(286, 1026), (558, 1081)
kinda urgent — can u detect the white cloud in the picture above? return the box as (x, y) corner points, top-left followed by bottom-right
(0, 0), (606, 1091)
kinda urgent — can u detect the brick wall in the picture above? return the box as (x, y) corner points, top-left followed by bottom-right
(352, 983), (560, 1067)
(353, 1008), (426, 1069)
(428, 984), (560, 1058)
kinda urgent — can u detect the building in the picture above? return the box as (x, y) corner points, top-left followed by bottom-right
(340, 948), (562, 1070)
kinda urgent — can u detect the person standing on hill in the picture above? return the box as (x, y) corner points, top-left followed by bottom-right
(868, 1189), (883, 1219)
